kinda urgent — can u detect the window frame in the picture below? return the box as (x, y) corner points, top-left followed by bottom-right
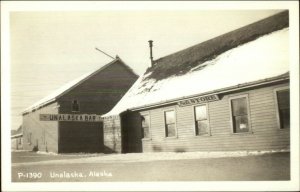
(229, 94), (252, 134)
(71, 99), (80, 112)
(140, 111), (151, 140)
(274, 86), (290, 130)
(163, 108), (177, 138)
(193, 103), (211, 136)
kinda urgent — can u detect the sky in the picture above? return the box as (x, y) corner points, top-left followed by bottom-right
(10, 10), (283, 130)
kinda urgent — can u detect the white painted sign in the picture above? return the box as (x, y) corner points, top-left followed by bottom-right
(40, 114), (103, 122)
(178, 95), (219, 107)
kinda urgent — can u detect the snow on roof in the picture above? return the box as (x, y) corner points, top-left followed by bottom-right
(103, 27), (289, 117)
(22, 58), (137, 114)
(11, 126), (23, 138)
(22, 71), (92, 114)
(146, 11), (289, 80)
(11, 133), (23, 138)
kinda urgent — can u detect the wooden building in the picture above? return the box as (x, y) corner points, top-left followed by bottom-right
(22, 57), (138, 153)
(102, 11), (290, 153)
(11, 126), (23, 150)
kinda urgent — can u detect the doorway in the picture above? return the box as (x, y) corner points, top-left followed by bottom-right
(121, 111), (143, 153)
(59, 122), (104, 153)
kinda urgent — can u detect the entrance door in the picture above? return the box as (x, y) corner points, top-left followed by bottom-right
(121, 112), (143, 153)
(59, 122), (104, 153)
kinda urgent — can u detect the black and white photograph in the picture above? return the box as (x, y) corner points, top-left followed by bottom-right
(1, 1), (299, 191)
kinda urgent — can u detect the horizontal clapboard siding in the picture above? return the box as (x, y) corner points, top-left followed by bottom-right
(22, 102), (59, 153)
(141, 83), (290, 152)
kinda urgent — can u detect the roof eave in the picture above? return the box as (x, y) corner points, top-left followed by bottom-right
(129, 74), (289, 112)
(21, 98), (57, 115)
(11, 133), (23, 138)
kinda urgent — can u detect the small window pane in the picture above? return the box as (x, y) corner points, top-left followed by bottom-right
(141, 115), (150, 138)
(196, 120), (209, 135)
(165, 111), (175, 124)
(165, 110), (176, 137)
(231, 97), (249, 133)
(72, 100), (79, 112)
(195, 105), (207, 120)
(277, 90), (290, 109)
(279, 109), (290, 128)
(277, 89), (290, 129)
(233, 115), (249, 133)
(166, 124), (176, 137)
(231, 98), (248, 116)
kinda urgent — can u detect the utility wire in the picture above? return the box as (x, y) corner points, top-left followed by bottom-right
(95, 47), (115, 60)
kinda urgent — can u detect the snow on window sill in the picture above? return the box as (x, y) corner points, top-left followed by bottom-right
(164, 136), (178, 140)
(231, 131), (254, 135)
(194, 133), (211, 137)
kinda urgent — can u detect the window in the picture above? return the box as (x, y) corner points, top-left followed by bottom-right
(72, 100), (79, 112)
(230, 96), (250, 133)
(194, 105), (209, 135)
(164, 110), (176, 137)
(141, 115), (150, 139)
(276, 89), (290, 129)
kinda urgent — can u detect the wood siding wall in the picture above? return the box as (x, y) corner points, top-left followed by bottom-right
(11, 137), (23, 150)
(22, 61), (137, 153)
(58, 61), (138, 115)
(103, 112), (143, 154)
(57, 61), (137, 153)
(22, 102), (59, 153)
(140, 83), (290, 152)
(103, 116), (122, 153)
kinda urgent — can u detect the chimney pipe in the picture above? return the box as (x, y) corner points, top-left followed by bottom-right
(148, 40), (154, 67)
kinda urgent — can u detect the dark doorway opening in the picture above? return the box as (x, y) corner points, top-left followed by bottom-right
(121, 111), (143, 153)
(59, 122), (104, 153)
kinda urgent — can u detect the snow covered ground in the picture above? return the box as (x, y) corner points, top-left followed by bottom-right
(12, 149), (289, 166)
(11, 149), (31, 152)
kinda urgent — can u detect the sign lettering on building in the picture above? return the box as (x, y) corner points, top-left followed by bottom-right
(39, 114), (103, 122)
(178, 94), (219, 107)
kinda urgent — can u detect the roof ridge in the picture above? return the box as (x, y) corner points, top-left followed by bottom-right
(146, 10), (289, 80)
(22, 57), (135, 114)
(115, 56), (139, 78)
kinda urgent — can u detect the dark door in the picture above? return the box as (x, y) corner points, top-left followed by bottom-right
(121, 112), (143, 153)
(59, 122), (103, 153)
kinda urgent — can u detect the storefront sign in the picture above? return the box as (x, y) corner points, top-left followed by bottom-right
(40, 114), (103, 122)
(178, 95), (219, 107)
